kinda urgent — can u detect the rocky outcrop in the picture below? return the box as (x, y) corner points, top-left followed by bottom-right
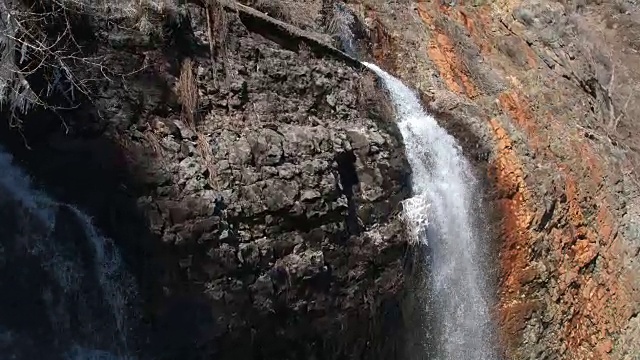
(131, 12), (411, 355)
(1, 2), (411, 359)
(5, 0), (639, 358)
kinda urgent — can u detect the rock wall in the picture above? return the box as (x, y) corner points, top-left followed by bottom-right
(1, 3), (411, 359)
(132, 8), (411, 358)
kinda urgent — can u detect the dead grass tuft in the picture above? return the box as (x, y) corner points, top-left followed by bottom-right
(178, 57), (199, 127)
(196, 132), (219, 190)
(143, 128), (166, 160)
(206, 0), (229, 83)
(177, 56), (219, 189)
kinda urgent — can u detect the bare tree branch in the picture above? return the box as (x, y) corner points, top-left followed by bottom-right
(0, 0), (155, 125)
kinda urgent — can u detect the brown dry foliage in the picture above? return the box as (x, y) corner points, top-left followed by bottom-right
(0, 0), (176, 126)
(177, 57), (218, 189)
(178, 57), (199, 127)
(196, 132), (219, 190)
(206, 0), (229, 58)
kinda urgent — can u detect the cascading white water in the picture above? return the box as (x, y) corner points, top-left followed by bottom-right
(363, 63), (496, 360)
(0, 148), (138, 359)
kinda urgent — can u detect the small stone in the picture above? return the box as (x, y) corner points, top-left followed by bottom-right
(347, 130), (370, 152)
(178, 157), (203, 178)
(300, 189), (321, 202)
(249, 129), (284, 166)
(326, 94), (337, 107)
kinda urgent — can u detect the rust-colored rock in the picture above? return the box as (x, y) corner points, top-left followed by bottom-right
(417, 3), (479, 98)
(359, 0), (640, 358)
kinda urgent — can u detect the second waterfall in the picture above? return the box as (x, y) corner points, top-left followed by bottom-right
(363, 63), (497, 360)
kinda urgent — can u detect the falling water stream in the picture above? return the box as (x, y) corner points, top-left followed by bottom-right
(363, 63), (496, 360)
(0, 148), (138, 359)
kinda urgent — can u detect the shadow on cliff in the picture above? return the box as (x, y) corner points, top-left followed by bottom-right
(0, 113), (203, 359)
(0, 75), (215, 360)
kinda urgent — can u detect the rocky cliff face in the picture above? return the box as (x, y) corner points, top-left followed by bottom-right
(1, 2), (410, 359)
(338, 0), (640, 358)
(130, 9), (411, 358)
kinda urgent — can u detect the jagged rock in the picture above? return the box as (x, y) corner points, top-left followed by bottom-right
(80, 8), (408, 359)
(0, 2), (410, 360)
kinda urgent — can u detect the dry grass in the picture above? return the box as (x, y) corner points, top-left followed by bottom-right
(196, 132), (219, 190)
(251, 0), (290, 22)
(244, 0), (320, 28)
(206, 0), (229, 84)
(177, 56), (218, 189)
(143, 128), (166, 160)
(178, 57), (199, 127)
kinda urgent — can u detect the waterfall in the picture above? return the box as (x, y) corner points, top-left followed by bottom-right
(363, 63), (496, 360)
(0, 148), (139, 360)
(330, 2), (358, 58)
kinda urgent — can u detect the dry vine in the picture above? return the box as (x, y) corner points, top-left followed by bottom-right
(179, 57), (199, 126)
(0, 0), (89, 126)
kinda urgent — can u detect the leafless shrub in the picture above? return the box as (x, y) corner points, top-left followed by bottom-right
(205, 0), (229, 84)
(0, 0), (179, 126)
(0, 0), (84, 126)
